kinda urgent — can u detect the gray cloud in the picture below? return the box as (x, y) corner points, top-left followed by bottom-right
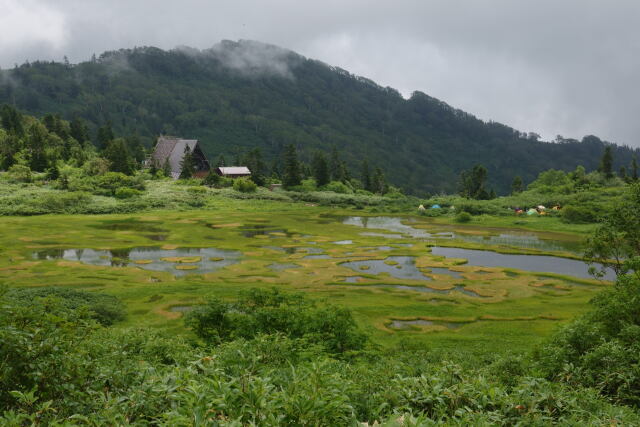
(1, 0), (639, 147)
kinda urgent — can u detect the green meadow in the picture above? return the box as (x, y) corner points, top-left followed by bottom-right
(0, 198), (608, 355)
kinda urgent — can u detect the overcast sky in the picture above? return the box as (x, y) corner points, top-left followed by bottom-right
(2, 0), (639, 147)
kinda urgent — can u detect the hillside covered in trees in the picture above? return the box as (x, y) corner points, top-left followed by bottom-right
(0, 40), (637, 195)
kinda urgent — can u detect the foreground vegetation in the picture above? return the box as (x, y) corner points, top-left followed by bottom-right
(2, 262), (640, 425)
(3, 104), (640, 423)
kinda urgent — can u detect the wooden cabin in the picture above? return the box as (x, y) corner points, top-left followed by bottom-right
(149, 136), (211, 179)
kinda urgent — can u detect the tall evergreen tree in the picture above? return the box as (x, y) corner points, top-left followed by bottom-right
(244, 148), (266, 186)
(70, 117), (91, 147)
(103, 138), (133, 175)
(312, 151), (330, 187)
(179, 145), (195, 179)
(282, 144), (301, 188)
(162, 158), (172, 177)
(340, 161), (351, 183)
(371, 167), (386, 194)
(361, 159), (371, 191)
(631, 155), (638, 181)
(126, 134), (146, 165)
(216, 154), (226, 167)
(619, 166), (628, 181)
(329, 146), (341, 181)
(96, 122), (114, 150)
(0, 104), (24, 136)
(459, 164), (489, 199)
(598, 146), (614, 179)
(511, 176), (524, 194)
(26, 123), (48, 172)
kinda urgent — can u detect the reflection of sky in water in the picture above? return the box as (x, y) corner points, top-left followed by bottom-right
(343, 216), (583, 253)
(374, 284), (484, 298)
(431, 247), (614, 281)
(341, 256), (433, 281)
(388, 319), (465, 330)
(344, 216), (434, 238)
(267, 263), (301, 271)
(32, 247), (241, 277)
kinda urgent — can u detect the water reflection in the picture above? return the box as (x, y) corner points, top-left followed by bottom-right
(431, 247), (614, 281)
(32, 247), (241, 276)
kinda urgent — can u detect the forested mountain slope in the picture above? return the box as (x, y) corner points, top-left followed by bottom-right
(1, 40), (637, 194)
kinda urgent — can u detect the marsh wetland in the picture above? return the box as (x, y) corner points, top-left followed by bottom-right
(0, 204), (608, 352)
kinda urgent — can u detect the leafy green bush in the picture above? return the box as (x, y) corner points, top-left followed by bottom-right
(6, 287), (126, 326)
(455, 211), (473, 223)
(561, 205), (598, 223)
(323, 180), (352, 194)
(93, 172), (145, 196)
(537, 259), (640, 405)
(114, 187), (142, 199)
(31, 191), (91, 214)
(185, 288), (368, 354)
(233, 178), (257, 193)
(7, 164), (32, 183)
(202, 170), (221, 186)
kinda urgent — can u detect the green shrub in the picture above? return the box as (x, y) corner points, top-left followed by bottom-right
(32, 191), (91, 213)
(114, 187), (142, 199)
(93, 172), (145, 196)
(537, 260), (640, 405)
(233, 178), (257, 193)
(561, 205), (598, 223)
(202, 170), (221, 186)
(185, 288), (368, 354)
(455, 211), (473, 223)
(5, 287), (126, 326)
(7, 164), (32, 183)
(324, 180), (352, 194)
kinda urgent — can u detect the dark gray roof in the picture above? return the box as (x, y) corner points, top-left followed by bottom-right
(151, 136), (199, 179)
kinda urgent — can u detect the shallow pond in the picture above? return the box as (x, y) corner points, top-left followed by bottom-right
(268, 263), (301, 271)
(341, 256), (431, 281)
(32, 247), (241, 277)
(388, 319), (466, 330)
(169, 305), (195, 313)
(344, 217), (433, 238)
(375, 284), (486, 298)
(343, 216), (582, 253)
(431, 247), (614, 281)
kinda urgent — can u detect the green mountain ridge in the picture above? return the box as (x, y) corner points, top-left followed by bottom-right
(0, 39), (637, 195)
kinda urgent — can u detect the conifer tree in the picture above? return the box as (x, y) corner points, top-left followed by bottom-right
(27, 123), (48, 172)
(96, 122), (115, 150)
(598, 146), (614, 179)
(511, 176), (524, 194)
(179, 145), (195, 179)
(619, 166), (628, 181)
(313, 152), (330, 187)
(216, 154), (226, 167)
(329, 146), (341, 181)
(361, 159), (371, 191)
(372, 167), (386, 194)
(162, 158), (172, 177)
(103, 138), (133, 175)
(340, 161), (351, 183)
(70, 117), (90, 147)
(631, 155), (638, 181)
(459, 164), (489, 199)
(282, 144), (301, 188)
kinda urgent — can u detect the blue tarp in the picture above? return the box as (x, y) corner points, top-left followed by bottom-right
(431, 204), (441, 209)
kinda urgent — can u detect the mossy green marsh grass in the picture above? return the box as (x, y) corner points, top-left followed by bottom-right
(0, 203), (610, 354)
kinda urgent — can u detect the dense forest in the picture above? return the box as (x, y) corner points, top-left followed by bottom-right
(1, 40), (637, 195)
